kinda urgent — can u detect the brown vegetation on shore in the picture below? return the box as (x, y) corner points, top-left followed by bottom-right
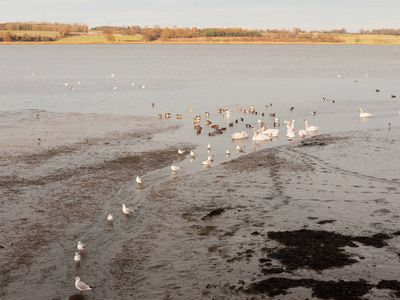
(2, 22), (400, 45)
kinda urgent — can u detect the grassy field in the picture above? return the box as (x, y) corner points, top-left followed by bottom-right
(1, 30), (400, 44)
(56, 31), (141, 43)
(337, 34), (400, 44)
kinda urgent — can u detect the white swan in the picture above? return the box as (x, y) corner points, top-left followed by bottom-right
(122, 204), (134, 215)
(304, 119), (318, 132)
(359, 108), (372, 118)
(75, 277), (92, 293)
(231, 131), (248, 140)
(286, 129), (295, 138)
(286, 120), (295, 139)
(298, 129), (307, 137)
(252, 127), (273, 140)
(259, 128), (279, 137)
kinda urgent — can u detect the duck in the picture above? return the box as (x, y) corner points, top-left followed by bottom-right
(122, 204), (134, 215)
(231, 131), (248, 140)
(252, 127), (273, 141)
(176, 114), (182, 119)
(359, 108), (372, 118)
(304, 119), (318, 132)
(75, 277), (92, 294)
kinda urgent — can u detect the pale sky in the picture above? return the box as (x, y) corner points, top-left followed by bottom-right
(2, 0), (399, 32)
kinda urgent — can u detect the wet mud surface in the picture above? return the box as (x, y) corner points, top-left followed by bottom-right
(1, 110), (400, 299)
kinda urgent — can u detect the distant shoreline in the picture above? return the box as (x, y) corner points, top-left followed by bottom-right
(1, 41), (399, 45)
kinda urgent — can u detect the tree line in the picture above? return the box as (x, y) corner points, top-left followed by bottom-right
(2, 22), (400, 43)
(0, 22), (88, 33)
(0, 22), (88, 41)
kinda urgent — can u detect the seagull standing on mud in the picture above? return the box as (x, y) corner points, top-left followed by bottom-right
(171, 165), (181, 171)
(136, 176), (142, 184)
(122, 204), (134, 215)
(77, 241), (87, 252)
(74, 252), (81, 263)
(75, 277), (92, 294)
(107, 214), (113, 222)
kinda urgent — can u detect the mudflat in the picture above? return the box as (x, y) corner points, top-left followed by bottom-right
(1, 110), (400, 299)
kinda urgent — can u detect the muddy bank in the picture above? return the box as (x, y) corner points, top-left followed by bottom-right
(121, 129), (400, 299)
(1, 111), (400, 299)
(0, 110), (188, 299)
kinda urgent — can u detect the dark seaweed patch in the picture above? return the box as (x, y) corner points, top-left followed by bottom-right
(201, 208), (225, 220)
(245, 278), (373, 300)
(266, 229), (392, 271)
(267, 229), (358, 270)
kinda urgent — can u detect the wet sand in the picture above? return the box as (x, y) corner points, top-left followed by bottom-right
(1, 110), (400, 299)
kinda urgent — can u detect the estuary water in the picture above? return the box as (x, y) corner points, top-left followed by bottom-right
(1, 44), (399, 172)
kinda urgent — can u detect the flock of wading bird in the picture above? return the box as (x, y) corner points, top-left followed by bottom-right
(156, 89), (397, 173)
(156, 102), (323, 172)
